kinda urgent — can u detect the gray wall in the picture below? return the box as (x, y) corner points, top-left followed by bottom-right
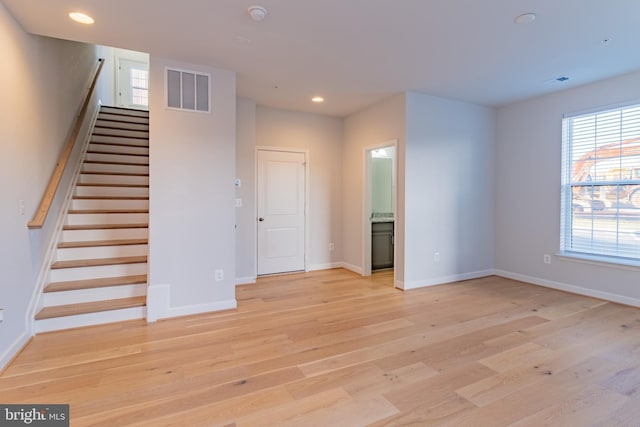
(148, 57), (237, 316)
(0, 2), (97, 367)
(495, 70), (640, 304)
(403, 92), (495, 288)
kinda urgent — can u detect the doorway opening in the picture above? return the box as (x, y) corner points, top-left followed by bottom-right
(364, 141), (397, 280)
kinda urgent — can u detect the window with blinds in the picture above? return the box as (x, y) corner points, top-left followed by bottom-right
(166, 68), (210, 113)
(561, 103), (640, 264)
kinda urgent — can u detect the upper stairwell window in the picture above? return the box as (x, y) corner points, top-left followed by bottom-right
(166, 68), (210, 113)
(560, 102), (640, 266)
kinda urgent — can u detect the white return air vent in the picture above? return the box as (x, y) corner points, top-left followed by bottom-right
(166, 68), (210, 113)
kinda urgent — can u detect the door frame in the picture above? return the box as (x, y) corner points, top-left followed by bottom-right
(255, 146), (310, 275)
(115, 56), (149, 109)
(363, 139), (398, 278)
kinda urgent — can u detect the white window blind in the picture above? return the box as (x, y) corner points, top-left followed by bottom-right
(166, 68), (210, 113)
(561, 103), (640, 263)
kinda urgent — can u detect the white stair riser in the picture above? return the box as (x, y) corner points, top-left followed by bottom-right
(55, 244), (148, 261)
(35, 306), (146, 333)
(43, 284), (147, 306)
(94, 120), (148, 132)
(88, 143), (149, 156)
(93, 127), (149, 138)
(85, 153), (149, 165)
(70, 198), (149, 210)
(75, 186), (149, 197)
(78, 173), (149, 186)
(49, 262), (147, 282)
(61, 227), (148, 241)
(66, 213), (149, 225)
(98, 113), (149, 125)
(100, 107), (148, 118)
(83, 162), (149, 174)
(91, 135), (149, 147)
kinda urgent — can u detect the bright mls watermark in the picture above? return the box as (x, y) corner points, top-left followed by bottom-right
(0, 405), (69, 426)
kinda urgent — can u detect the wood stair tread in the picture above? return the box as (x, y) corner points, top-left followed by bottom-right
(63, 223), (148, 230)
(90, 142), (149, 150)
(67, 209), (149, 214)
(73, 196), (149, 200)
(51, 256), (147, 269)
(45, 275), (147, 293)
(81, 171), (149, 177)
(76, 182), (149, 188)
(84, 160), (149, 166)
(58, 238), (148, 248)
(86, 150), (149, 157)
(91, 133), (149, 141)
(35, 296), (146, 320)
(96, 117), (149, 125)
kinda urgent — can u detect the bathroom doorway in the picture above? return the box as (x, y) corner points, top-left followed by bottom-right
(363, 140), (397, 277)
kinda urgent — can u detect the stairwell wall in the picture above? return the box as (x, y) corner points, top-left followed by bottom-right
(0, 2), (98, 369)
(148, 57), (237, 319)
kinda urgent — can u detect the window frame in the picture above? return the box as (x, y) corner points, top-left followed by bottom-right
(560, 101), (640, 267)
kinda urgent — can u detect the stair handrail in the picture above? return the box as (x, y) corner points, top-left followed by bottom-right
(28, 58), (105, 229)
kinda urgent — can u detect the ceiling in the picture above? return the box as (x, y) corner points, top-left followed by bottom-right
(3, 0), (640, 117)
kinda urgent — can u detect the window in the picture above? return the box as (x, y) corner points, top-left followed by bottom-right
(166, 68), (210, 113)
(561, 103), (640, 264)
(130, 68), (148, 107)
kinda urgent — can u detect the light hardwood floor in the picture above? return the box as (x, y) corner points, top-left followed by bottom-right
(2, 269), (640, 426)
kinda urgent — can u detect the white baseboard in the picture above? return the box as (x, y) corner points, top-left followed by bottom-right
(235, 276), (257, 285)
(0, 332), (30, 373)
(167, 299), (237, 319)
(309, 262), (343, 272)
(494, 269), (640, 308)
(398, 269), (494, 291)
(340, 262), (363, 275)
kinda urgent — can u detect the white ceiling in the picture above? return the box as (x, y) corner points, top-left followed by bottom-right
(3, 0), (640, 117)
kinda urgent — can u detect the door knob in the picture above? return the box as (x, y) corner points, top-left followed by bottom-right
(258, 217), (264, 222)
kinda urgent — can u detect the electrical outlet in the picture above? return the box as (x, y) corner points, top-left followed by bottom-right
(434, 252), (440, 263)
(235, 198), (242, 208)
(215, 269), (224, 281)
(543, 254), (551, 264)
(329, 243), (335, 251)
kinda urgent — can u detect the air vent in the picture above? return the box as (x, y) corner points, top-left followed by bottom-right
(166, 68), (210, 113)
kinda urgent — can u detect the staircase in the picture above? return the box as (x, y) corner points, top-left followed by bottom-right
(35, 106), (150, 333)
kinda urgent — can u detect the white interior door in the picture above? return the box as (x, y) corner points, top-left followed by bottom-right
(117, 58), (149, 109)
(257, 150), (306, 275)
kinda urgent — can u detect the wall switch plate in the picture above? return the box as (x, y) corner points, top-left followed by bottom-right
(434, 252), (440, 262)
(235, 198), (242, 208)
(543, 254), (551, 264)
(215, 269), (224, 281)
(19, 200), (25, 216)
(329, 243), (335, 251)
(0, 309), (4, 323)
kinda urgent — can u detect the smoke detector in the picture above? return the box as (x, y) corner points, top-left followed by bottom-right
(248, 5), (268, 22)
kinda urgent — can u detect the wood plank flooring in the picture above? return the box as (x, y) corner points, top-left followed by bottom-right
(2, 269), (640, 426)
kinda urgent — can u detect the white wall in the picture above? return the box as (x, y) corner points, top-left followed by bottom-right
(495, 70), (640, 305)
(148, 58), (237, 318)
(343, 94), (407, 279)
(0, 3), (97, 368)
(254, 106), (344, 271)
(235, 98), (257, 283)
(403, 92), (495, 289)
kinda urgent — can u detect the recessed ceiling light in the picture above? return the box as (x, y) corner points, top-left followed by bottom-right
(311, 96), (324, 103)
(514, 13), (536, 24)
(69, 12), (95, 25)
